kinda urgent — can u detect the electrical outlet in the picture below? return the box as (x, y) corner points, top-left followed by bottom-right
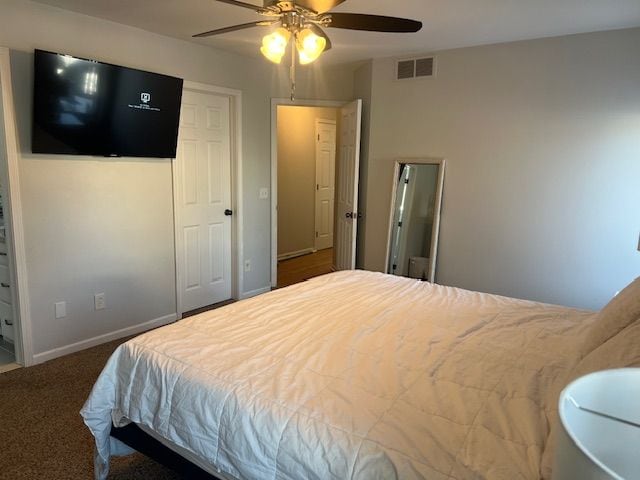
(259, 188), (269, 200)
(94, 293), (106, 310)
(55, 301), (66, 319)
(244, 259), (251, 272)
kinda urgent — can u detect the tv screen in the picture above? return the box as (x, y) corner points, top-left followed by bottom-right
(32, 50), (183, 158)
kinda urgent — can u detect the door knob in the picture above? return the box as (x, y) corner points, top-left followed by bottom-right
(224, 209), (233, 216)
(345, 212), (353, 218)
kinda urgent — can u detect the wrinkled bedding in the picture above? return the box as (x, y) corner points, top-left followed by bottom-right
(81, 270), (598, 480)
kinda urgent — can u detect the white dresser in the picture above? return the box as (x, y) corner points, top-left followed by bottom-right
(554, 369), (640, 480)
(0, 231), (14, 343)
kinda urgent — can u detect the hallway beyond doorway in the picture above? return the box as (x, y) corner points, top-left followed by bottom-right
(277, 248), (334, 288)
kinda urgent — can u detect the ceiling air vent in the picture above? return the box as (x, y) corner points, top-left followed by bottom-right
(395, 56), (436, 80)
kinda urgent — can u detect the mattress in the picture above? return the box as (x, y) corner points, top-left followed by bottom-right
(81, 270), (597, 480)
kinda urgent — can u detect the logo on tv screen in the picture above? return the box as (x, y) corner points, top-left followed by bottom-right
(128, 91), (160, 112)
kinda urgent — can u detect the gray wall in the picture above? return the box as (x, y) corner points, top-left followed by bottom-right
(363, 28), (640, 310)
(0, 0), (354, 358)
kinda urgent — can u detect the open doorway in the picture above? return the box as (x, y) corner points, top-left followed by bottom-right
(271, 99), (362, 289)
(276, 106), (337, 288)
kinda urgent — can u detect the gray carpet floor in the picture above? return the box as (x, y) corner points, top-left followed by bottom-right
(0, 336), (182, 479)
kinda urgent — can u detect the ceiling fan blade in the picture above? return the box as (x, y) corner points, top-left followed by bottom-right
(216, 0), (264, 12)
(294, 0), (346, 14)
(193, 21), (274, 38)
(308, 24), (332, 51)
(327, 13), (422, 33)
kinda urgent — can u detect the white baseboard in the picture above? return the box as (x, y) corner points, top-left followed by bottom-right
(32, 313), (177, 365)
(240, 286), (271, 300)
(277, 248), (316, 261)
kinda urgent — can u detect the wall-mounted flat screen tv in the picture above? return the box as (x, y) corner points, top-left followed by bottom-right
(32, 49), (183, 158)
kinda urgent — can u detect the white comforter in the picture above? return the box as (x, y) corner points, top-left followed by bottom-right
(81, 270), (596, 480)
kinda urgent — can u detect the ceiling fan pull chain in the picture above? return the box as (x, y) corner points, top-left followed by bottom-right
(289, 39), (296, 101)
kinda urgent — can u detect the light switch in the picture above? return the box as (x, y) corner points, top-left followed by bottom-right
(55, 301), (66, 319)
(259, 188), (269, 200)
(94, 293), (106, 310)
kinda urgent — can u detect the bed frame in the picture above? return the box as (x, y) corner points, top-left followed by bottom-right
(110, 423), (220, 479)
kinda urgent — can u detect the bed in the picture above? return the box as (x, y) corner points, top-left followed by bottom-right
(81, 270), (640, 480)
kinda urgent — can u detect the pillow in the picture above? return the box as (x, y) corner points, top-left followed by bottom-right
(540, 314), (640, 479)
(580, 276), (640, 354)
(571, 318), (640, 376)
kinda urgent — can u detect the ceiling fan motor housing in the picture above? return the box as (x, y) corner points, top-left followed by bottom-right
(194, 0), (422, 39)
(281, 12), (308, 30)
(267, 2), (296, 12)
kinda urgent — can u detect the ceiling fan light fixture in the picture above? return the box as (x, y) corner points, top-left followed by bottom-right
(260, 27), (291, 64)
(295, 28), (326, 65)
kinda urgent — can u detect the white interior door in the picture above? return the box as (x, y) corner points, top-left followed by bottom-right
(314, 119), (336, 251)
(175, 89), (232, 312)
(335, 100), (362, 270)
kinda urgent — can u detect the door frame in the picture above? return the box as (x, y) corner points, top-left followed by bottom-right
(0, 47), (31, 366)
(270, 98), (348, 288)
(313, 118), (336, 252)
(173, 81), (243, 318)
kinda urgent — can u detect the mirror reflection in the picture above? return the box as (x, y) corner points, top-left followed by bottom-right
(386, 160), (444, 282)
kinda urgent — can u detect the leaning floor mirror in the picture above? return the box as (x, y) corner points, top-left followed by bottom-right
(385, 158), (445, 283)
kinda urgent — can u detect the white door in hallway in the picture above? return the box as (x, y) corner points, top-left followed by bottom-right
(314, 119), (336, 251)
(174, 89), (231, 312)
(335, 100), (362, 271)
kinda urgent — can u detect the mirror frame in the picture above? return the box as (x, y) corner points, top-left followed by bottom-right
(384, 157), (446, 283)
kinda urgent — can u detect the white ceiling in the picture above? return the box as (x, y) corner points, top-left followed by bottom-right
(32, 0), (640, 65)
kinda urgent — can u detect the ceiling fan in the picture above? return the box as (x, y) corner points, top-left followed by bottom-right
(193, 0), (423, 65)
